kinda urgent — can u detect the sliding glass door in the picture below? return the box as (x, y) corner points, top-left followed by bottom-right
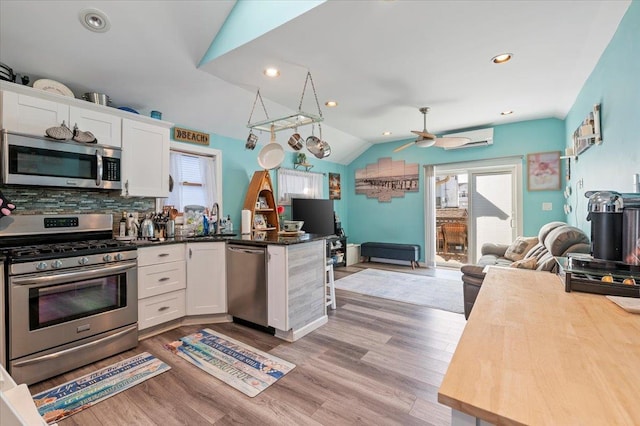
(425, 157), (522, 268)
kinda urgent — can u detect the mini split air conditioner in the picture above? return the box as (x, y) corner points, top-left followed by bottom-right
(442, 128), (493, 150)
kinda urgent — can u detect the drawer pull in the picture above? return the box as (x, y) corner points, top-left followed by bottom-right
(158, 253), (170, 257)
(158, 277), (170, 282)
(158, 306), (170, 312)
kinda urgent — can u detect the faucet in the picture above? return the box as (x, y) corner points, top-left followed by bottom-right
(212, 203), (221, 235)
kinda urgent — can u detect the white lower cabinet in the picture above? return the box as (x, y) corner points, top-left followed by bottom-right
(137, 244), (186, 330)
(186, 242), (227, 315)
(138, 290), (186, 330)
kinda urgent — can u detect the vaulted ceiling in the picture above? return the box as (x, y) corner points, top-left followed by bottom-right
(0, 1), (631, 164)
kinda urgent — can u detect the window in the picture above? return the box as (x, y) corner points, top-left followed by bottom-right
(277, 168), (324, 205)
(164, 150), (218, 212)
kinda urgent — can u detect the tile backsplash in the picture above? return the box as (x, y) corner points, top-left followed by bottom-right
(1, 186), (155, 219)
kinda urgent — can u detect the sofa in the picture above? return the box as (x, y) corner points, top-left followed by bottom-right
(461, 222), (590, 319)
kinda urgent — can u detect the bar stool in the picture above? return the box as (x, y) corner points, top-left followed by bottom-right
(326, 258), (336, 310)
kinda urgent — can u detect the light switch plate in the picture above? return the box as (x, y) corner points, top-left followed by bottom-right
(542, 202), (553, 211)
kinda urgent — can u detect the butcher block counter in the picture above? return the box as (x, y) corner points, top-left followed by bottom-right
(438, 267), (640, 425)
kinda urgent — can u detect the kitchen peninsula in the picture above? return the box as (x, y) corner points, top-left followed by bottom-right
(438, 267), (640, 425)
(135, 231), (328, 343)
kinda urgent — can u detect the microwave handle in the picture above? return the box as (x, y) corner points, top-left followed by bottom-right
(95, 150), (103, 187)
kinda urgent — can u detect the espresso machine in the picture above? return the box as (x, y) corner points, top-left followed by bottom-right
(586, 190), (640, 264)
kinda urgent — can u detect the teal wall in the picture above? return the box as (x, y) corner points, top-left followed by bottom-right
(564, 0), (640, 235)
(199, 0), (325, 65)
(172, 131), (348, 234)
(345, 118), (567, 261)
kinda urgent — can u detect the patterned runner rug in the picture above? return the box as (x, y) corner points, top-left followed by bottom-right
(335, 268), (464, 314)
(32, 352), (170, 424)
(165, 328), (295, 397)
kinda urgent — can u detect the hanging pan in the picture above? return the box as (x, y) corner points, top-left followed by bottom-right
(288, 129), (303, 151)
(257, 125), (284, 170)
(306, 124), (331, 159)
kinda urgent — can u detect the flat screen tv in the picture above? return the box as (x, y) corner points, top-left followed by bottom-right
(291, 198), (334, 236)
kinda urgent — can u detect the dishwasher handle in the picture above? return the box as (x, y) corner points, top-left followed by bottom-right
(228, 246), (265, 255)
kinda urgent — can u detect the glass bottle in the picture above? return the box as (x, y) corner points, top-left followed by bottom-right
(119, 212), (127, 237)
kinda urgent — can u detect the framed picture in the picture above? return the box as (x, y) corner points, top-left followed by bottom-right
(253, 213), (266, 229)
(527, 151), (561, 191)
(329, 173), (341, 200)
(257, 196), (268, 209)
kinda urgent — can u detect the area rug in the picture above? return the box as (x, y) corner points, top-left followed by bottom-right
(32, 352), (170, 424)
(335, 268), (464, 314)
(165, 328), (295, 397)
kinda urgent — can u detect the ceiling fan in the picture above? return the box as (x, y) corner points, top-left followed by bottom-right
(393, 107), (470, 152)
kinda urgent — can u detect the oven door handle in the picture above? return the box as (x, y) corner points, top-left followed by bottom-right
(10, 261), (137, 287)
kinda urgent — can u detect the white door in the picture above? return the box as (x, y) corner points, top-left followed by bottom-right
(469, 170), (518, 263)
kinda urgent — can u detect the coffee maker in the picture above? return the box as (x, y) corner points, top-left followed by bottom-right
(586, 191), (640, 263)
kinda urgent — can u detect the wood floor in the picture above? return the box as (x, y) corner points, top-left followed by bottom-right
(29, 263), (466, 425)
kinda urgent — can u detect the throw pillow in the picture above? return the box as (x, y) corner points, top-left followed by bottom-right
(510, 257), (537, 270)
(504, 236), (539, 261)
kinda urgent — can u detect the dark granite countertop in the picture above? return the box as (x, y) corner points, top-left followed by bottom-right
(128, 232), (328, 248)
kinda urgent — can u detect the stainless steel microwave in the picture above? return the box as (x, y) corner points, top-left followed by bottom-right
(1, 129), (122, 190)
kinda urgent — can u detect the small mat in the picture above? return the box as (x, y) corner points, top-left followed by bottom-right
(32, 352), (170, 424)
(165, 328), (295, 397)
(335, 268), (464, 314)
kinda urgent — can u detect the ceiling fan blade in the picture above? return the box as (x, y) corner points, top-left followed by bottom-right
(393, 141), (415, 152)
(434, 136), (471, 148)
(411, 130), (437, 139)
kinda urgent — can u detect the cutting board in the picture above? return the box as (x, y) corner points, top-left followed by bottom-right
(606, 295), (640, 314)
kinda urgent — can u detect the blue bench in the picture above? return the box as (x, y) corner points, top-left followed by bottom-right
(360, 242), (421, 269)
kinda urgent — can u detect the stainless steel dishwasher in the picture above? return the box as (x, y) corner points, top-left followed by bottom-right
(226, 244), (268, 327)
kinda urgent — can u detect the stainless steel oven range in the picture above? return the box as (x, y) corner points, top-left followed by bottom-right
(0, 214), (138, 385)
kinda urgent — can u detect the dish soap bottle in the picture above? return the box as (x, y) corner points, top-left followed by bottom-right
(202, 210), (209, 235)
(226, 215), (233, 233)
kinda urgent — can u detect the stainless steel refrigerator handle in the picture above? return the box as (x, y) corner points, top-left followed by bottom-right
(11, 324), (138, 368)
(10, 261), (137, 287)
(228, 247), (265, 255)
(95, 149), (103, 186)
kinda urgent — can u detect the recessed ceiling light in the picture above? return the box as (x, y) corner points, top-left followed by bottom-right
(263, 68), (280, 78)
(325, 101), (338, 107)
(79, 8), (111, 33)
(382, 131), (392, 136)
(501, 110), (514, 115)
(491, 53), (513, 64)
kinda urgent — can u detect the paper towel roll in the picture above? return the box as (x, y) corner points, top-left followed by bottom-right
(241, 209), (252, 234)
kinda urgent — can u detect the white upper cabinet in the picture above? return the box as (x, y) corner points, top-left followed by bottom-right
(69, 106), (122, 147)
(1, 90), (68, 135)
(1, 91), (122, 147)
(121, 118), (170, 197)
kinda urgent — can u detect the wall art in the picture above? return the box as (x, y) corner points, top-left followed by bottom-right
(329, 173), (341, 200)
(355, 157), (419, 202)
(527, 151), (561, 191)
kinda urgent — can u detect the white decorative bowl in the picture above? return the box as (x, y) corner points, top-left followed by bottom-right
(283, 220), (304, 232)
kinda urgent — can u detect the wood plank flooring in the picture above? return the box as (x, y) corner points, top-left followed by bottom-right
(29, 264), (466, 425)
